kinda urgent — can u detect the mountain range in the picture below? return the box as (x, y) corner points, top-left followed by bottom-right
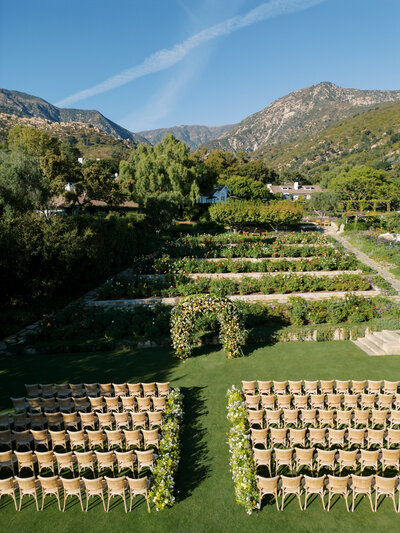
(138, 123), (234, 150)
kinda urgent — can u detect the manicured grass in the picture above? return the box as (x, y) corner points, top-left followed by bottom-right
(1, 341), (400, 532)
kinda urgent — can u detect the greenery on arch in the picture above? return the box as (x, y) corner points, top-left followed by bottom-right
(170, 294), (247, 359)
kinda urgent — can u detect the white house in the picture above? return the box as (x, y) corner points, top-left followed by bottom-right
(267, 182), (322, 201)
(198, 185), (231, 204)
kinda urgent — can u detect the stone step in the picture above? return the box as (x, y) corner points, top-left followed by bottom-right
(381, 330), (400, 342)
(363, 334), (388, 353)
(352, 338), (385, 356)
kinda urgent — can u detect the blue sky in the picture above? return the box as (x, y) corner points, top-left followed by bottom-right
(1, 0), (399, 132)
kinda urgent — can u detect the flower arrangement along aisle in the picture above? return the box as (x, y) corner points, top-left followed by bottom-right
(226, 386), (259, 514)
(149, 388), (184, 510)
(170, 294), (247, 359)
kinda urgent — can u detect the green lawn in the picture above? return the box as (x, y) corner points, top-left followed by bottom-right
(1, 341), (400, 532)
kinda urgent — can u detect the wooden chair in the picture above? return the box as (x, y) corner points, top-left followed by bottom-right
(304, 381), (318, 395)
(327, 428), (346, 448)
(0, 450), (15, 474)
(353, 409), (370, 428)
(13, 430), (32, 451)
(113, 412), (130, 430)
(73, 397), (90, 413)
(288, 381), (302, 395)
(49, 430), (67, 451)
(40, 384), (56, 398)
(35, 450), (55, 474)
(326, 475), (350, 512)
(273, 381), (287, 395)
(335, 380), (350, 394)
(136, 397), (152, 413)
(245, 394), (260, 410)
(15, 476), (39, 511)
(142, 383), (156, 398)
(89, 396), (104, 413)
(95, 451), (115, 474)
(274, 448), (293, 474)
(10, 397), (27, 413)
(0, 414), (10, 429)
(280, 475), (302, 510)
(386, 428), (400, 447)
(99, 383), (112, 397)
(123, 429), (142, 449)
(45, 411), (62, 430)
(257, 380), (272, 395)
(68, 430), (86, 450)
(360, 394), (376, 410)
(309, 394), (325, 410)
(351, 474), (374, 512)
(142, 429), (160, 449)
(253, 448), (272, 474)
(282, 409), (299, 428)
(359, 449), (379, 472)
(326, 394), (342, 410)
(293, 395), (309, 410)
(374, 475), (397, 512)
(303, 475), (325, 510)
(120, 396), (136, 412)
(15, 450), (35, 475)
(270, 428), (287, 447)
(61, 477), (84, 512)
(308, 428), (327, 448)
(25, 384), (41, 398)
(247, 410), (264, 429)
(84, 384), (98, 397)
(318, 410), (335, 428)
(343, 394), (358, 410)
(131, 412), (147, 429)
(27, 397), (42, 413)
(366, 429), (384, 448)
(336, 410), (352, 428)
(104, 397), (120, 413)
(351, 381), (366, 395)
(380, 448), (400, 471)
(113, 383), (127, 397)
(383, 380), (398, 395)
(242, 380), (256, 395)
(55, 451), (75, 476)
(57, 398), (74, 413)
(370, 409), (387, 429)
(0, 477), (17, 510)
(105, 429), (123, 450)
(264, 410), (281, 428)
(127, 383), (141, 397)
(152, 397), (167, 412)
(82, 477), (106, 511)
(86, 429), (105, 450)
(347, 428), (365, 448)
(115, 450), (135, 475)
(97, 412), (113, 430)
(276, 395), (292, 410)
(250, 428), (268, 448)
(55, 384), (70, 398)
(80, 412), (96, 430)
(377, 394), (393, 410)
(337, 449), (358, 473)
(135, 449), (154, 474)
(156, 382), (170, 397)
(315, 449), (336, 474)
(257, 475), (280, 510)
(367, 380), (382, 395)
(288, 428), (306, 447)
(12, 413), (29, 431)
(294, 447), (314, 473)
(69, 384), (84, 398)
(320, 380), (334, 395)
(29, 413), (46, 429)
(74, 450), (95, 476)
(127, 476), (151, 512)
(38, 475), (61, 511)
(147, 411), (163, 429)
(300, 409), (317, 428)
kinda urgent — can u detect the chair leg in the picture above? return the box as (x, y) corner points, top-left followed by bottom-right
(34, 493), (39, 511)
(57, 492), (61, 511)
(41, 492), (46, 511)
(327, 493), (331, 512)
(297, 492), (303, 510)
(146, 493), (150, 513)
(352, 492), (356, 512)
(85, 494), (90, 512)
(344, 493), (349, 513)
(368, 493), (374, 512)
(18, 493), (23, 511)
(79, 493), (84, 512)
(281, 492), (286, 511)
(63, 494), (68, 512)
(106, 493), (111, 512)
(304, 491), (308, 510)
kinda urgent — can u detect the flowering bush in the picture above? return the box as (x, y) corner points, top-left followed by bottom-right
(149, 388), (184, 511)
(170, 295), (247, 359)
(226, 386), (259, 514)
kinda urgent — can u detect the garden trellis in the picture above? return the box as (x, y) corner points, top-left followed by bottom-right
(170, 295), (246, 359)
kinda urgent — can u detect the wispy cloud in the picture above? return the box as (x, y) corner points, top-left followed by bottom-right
(56, 0), (326, 107)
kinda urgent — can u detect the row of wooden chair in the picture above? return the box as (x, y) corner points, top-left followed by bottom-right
(1, 410), (163, 434)
(250, 426), (400, 449)
(247, 408), (400, 429)
(257, 474), (400, 512)
(9, 394), (168, 415)
(253, 446), (400, 475)
(245, 393), (400, 411)
(0, 427), (161, 453)
(0, 448), (155, 477)
(0, 475), (151, 512)
(242, 380), (400, 396)
(22, 382), (170, 399)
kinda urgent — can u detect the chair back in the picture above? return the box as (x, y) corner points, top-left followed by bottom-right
(351, 474), (373, 491)
(327, 475), (349, 491)
(38, 475), (59, 490)
(295, 447), (314, 462)
(142, 382), (156, 397)
(61, 477), (81, 492)
(281, 475), (301, 491)
(16, 476), (37, 491)
(113, 383), (127, 396)
(303, 475), (325, 491)
(257, 475), (278, 491)
(83, 477), (104, 493)
(156, 382), (170, 396)
(105, 476), (126, 492)
(127, 383), (141, 396)
(374, 475), (396, 492)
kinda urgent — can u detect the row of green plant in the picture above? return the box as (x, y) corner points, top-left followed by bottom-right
(226, 386), (259, 514)
(97, 273), (371, 300)
(31, 296), (397, 347)
(149, 389), (183, 510)
(163, 230), (328, 245)
(134, 254), (361, 275)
